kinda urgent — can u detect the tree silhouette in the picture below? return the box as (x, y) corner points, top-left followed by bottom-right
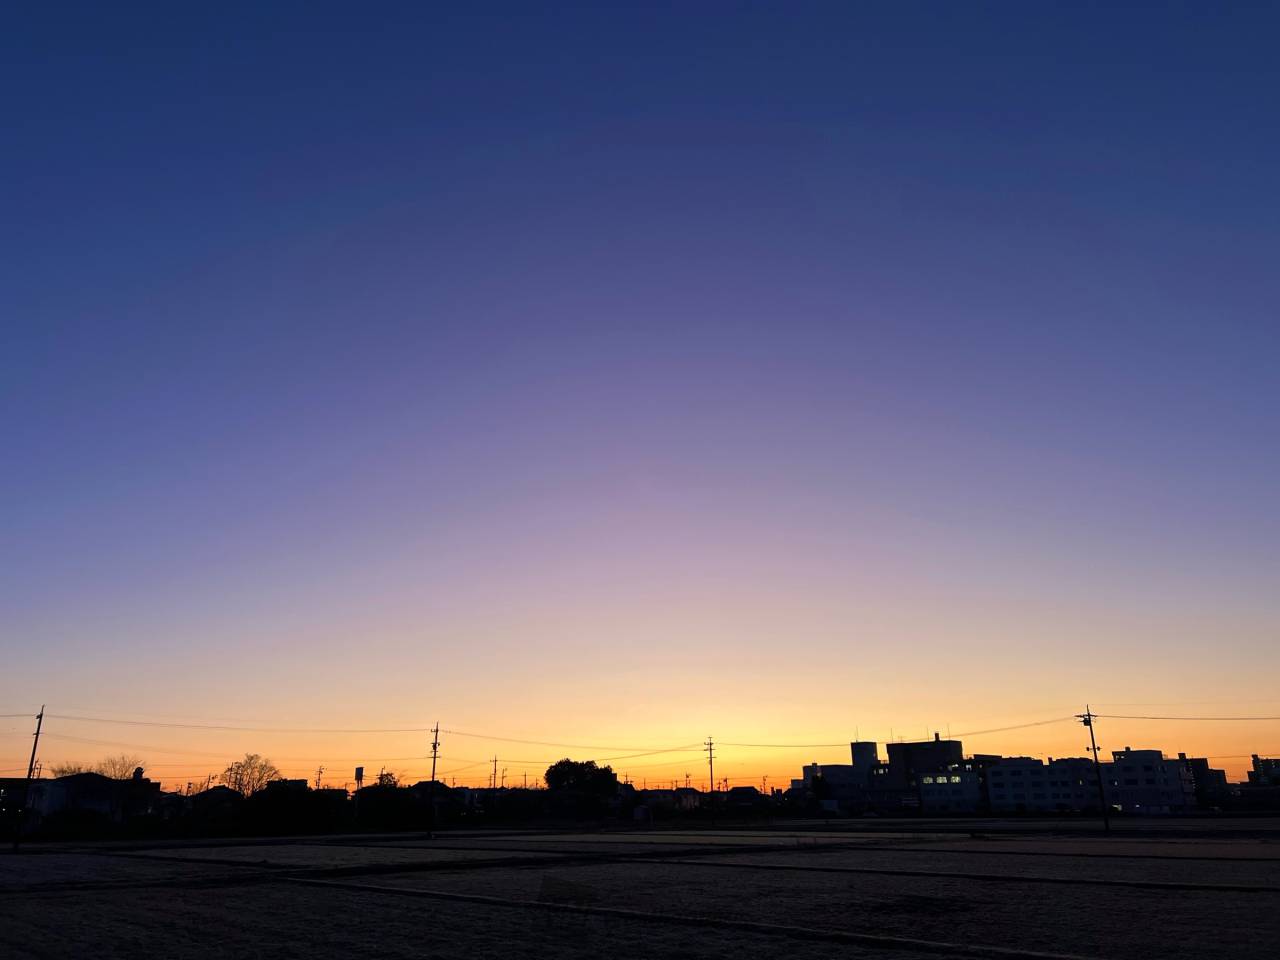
(49, 761), (91, 777)
(96, 754), (146, 779)
(220, 753), (281, 795)
(48, 757), (145, 778)
(544, 759), (618, 796)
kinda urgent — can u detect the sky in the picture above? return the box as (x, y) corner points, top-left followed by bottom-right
(2, 2), (1278, 788)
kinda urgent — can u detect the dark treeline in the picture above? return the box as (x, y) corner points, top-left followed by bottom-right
(8, 752), (1280, 844)
(2, 759), (792, 843)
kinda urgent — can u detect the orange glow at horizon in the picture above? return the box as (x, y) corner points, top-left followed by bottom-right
(6, 708), (1276, 792)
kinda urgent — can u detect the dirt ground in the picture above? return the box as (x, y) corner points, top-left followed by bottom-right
(2, 819), (1277, 959)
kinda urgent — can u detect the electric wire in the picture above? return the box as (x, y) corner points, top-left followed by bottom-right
(1096, 714), (1280, 722)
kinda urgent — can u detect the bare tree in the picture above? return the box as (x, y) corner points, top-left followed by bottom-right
(220, 753), (281, 795)
(96, 754), (146, 779)
(49, 761), (91, 777)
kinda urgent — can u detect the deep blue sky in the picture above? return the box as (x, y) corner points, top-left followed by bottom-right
(3, 3), (1278, 777)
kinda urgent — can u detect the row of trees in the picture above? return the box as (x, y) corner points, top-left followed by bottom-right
(46, 754), (615, 797)
(45, 752), (286, 796)
(50, 754), (147, 779)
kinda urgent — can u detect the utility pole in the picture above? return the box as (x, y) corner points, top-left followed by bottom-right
(704, 737), (715, 796)
(427, 721), (440, 838)
(314, 766), (324, 790)
(12, 706), (44, 852)
(1077, 705), (1111, 835)
(491, 756), (498, 790)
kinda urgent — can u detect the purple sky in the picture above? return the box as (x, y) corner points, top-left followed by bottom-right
(3, 4), (1278, 784)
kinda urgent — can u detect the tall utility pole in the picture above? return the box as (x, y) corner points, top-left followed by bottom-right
(426, 721), (440, 838)
(1077, 705), (1111, 835)
(12, 706), (44, 852)
(704, 737), (715, 796)
(491, 756), (498, 790)
(314, 766), (324, 789)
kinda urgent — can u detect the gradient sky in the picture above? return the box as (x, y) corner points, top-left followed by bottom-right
(3, 3), (1278, 787)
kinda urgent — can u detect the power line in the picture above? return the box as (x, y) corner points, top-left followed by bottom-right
(1094, 700), (1280, 707)
(1096, 714), (1280, 722)
(41, 732), (447, 765)
(951, 717), (1076, 738)
(440, 728), (692, 751)
(40, 714), (704, 752)
(720, 741), (847, 748)
(44, 713), (432, 734)
(720, 716), (1075, 748)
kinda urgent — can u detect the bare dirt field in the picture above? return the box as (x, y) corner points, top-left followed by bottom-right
(2, 818), (1278, 959)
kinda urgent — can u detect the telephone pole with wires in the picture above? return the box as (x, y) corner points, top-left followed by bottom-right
(1077, 705), (1111, 834)
(12, 705), (43, 852)
(704, 737), (715, 796)
(427, 722), (440, 838)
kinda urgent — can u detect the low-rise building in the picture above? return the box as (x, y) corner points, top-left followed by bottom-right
(918, 765), (983, 813)
(1045, 757), (1103, 812)
(986, 757), (1054, 812)
(1103, 748), (1195, 814)
(1176, 754), (1231, 809)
